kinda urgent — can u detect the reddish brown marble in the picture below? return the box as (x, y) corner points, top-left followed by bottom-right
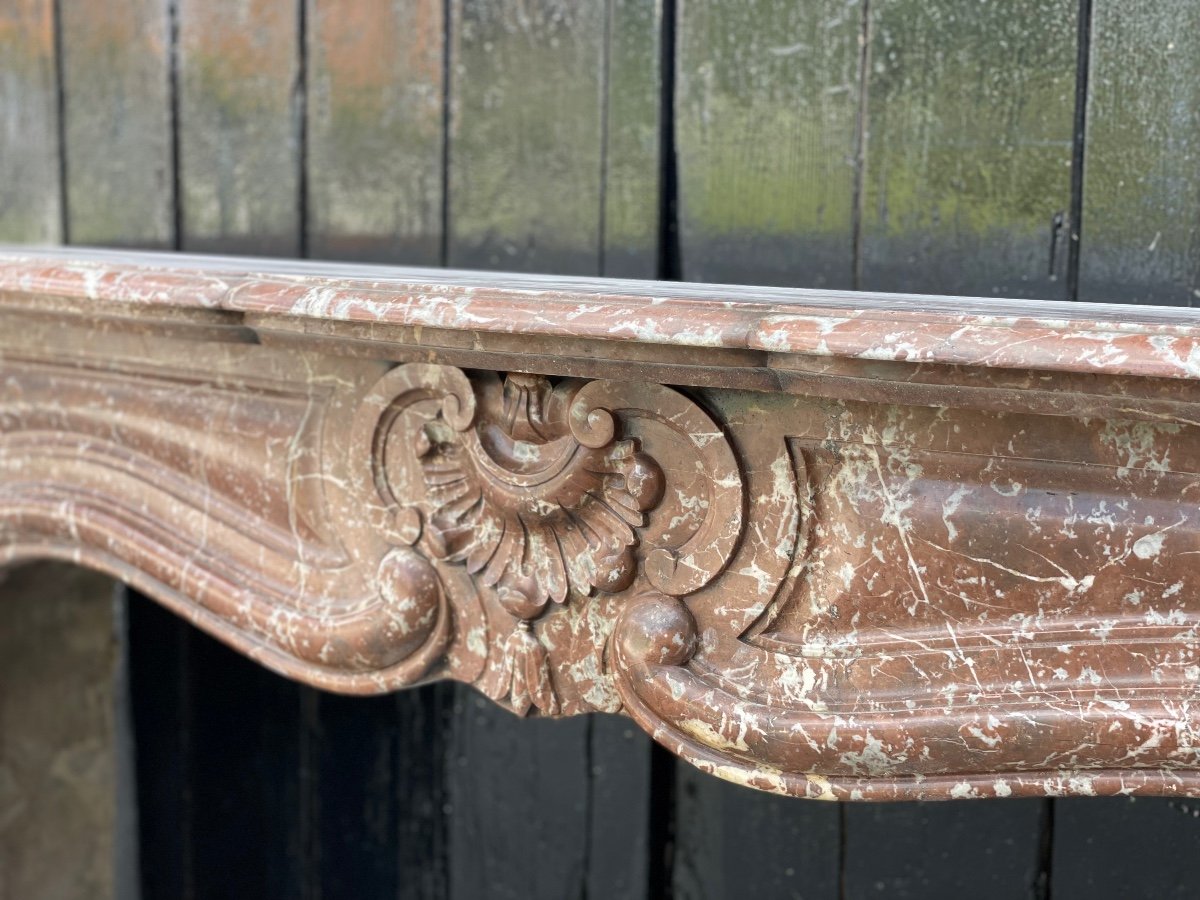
(6, 246), (1200, 800)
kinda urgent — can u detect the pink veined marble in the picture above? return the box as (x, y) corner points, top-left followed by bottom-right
(5, 245), (1200, 801)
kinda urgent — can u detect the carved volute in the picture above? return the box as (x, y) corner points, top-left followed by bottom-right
(350, 363), (744, 714)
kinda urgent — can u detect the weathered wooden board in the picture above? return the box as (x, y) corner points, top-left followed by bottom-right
(176, 0), (301, 255)
(58, 0), (172, 248)
(860, 0), (1078, 298)
(670, 0), (1055, 877)
(447, 691), (590, 900)
(182, 621), (309, 898)
(672, 765), (840, 899)
(0, 0), (61, 242)
(664, 4), (857, 875)
(1052, 798), (1200, 898)
(1078, 2), (1200, 306)
(675, 0), (862, 287)
(0, 563), (118, 900)
(601, 0), (661, 279)
(842, 802), (1047, 898)
(446, 0), (607, 274)
(304, 6), (460, 894)
(127, 9), (313, 893)
(125, 593), (191, 899)
(306, 0), (444, 264)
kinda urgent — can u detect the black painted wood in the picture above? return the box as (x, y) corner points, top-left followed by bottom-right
(860, 0), (1078, 299)
(1051, 798), (1200, 899)
(1077, 1), (1200, 306)
(842, 801), (1047, 899)
(309, 688), (451, 900)
(446, 691), (591, 900)
(128, 592), (456, 900)
(672, 763), (841, 900)
(125, 592), (192, 899)
(183, 623), (310, 899)
(392, 687), (453, 900)
(674, 0), (862, 289)
(587, 715), (652, 899)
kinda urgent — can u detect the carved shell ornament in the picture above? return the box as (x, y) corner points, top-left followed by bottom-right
(352, 363), (744, 715)
(419, 372), (665, 616)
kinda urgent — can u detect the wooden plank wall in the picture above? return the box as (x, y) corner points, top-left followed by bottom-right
(0, 564), (121, 899)
(3, 0), (1200, 897)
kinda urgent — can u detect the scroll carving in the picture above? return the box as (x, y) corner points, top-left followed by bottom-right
(349, 363), (744, 715)
(12, 249), (1200, 800)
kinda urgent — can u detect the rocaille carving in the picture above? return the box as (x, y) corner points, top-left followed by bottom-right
(419, 371), (664, 617)
(351, 363), (742, 715)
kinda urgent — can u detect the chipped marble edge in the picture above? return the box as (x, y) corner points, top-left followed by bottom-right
(4, 249), (1200, 381)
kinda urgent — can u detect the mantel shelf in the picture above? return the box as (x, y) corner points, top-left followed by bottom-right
(5, 245), (1200, 801)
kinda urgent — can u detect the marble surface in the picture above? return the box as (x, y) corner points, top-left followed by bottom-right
(4, 247), (1200, 800)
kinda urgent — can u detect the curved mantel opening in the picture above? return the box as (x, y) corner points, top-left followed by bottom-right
(5, 244), (1200, 801)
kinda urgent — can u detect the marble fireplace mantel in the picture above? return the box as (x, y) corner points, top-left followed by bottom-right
(6, 245), (1200, 801)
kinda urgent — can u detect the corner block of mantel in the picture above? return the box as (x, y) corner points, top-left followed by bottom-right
(7, 247), (1200, 801)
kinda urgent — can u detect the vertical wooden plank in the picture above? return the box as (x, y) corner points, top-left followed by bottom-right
(45, 10), (173, 893)
(587, 715), (651, 900)
(126, 591), (191, 900)
(844, 1), (1074, 871)
(447, 692), (590, 900)
(1052, 798), (1200, 898)
(392, 684), (452, 900)
(445, 2), (658, 897)
(601, 0), (661, 279)
(307, 695), (401, 899)
(861, 0), (1078, 298)
(842, 801), (1046, 899)
(0, 563), (119, 900)
(58, 0), (172, 248)
(447, 0), (606, 275)
(306, 0), (443, 264)
(309, 687), (451, 900)
(1056, 6), (1200, 874)
(672, 766), (840, 899)
(0, 0), (61, 242)
(1078, 2), (1200, 305)
(182, 623), (308, 899)
(176, 0), (301, 255)
(674, 0), (862, 288)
